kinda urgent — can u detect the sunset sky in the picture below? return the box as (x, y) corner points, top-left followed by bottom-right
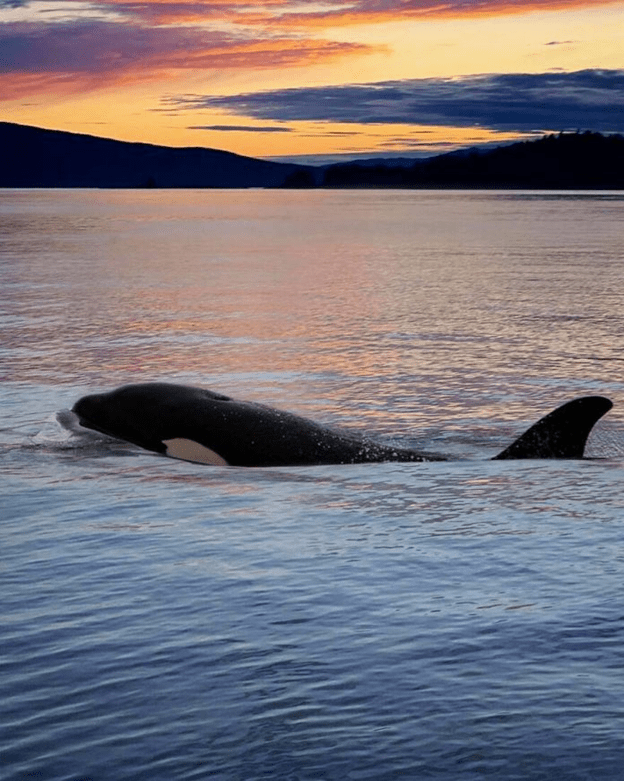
(2, 0), (623, 162)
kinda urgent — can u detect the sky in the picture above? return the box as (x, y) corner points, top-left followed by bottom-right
(1, 0), (623, 162)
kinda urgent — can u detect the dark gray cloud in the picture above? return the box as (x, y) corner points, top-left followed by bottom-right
(188, 124), (292, 132)
(163, 70), (624, 133)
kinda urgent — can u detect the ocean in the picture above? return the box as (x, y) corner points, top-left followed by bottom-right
(2, 188), (624, 780)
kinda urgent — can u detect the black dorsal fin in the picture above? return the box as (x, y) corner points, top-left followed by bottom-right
(493, 396), (613, 460)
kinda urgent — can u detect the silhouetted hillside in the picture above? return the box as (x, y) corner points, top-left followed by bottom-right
(322, 132), (624, 189)
(3, 124), (622, 189)
(0, 122), (310, 188)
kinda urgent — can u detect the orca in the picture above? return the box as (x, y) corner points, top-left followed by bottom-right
(71, 383), (612, 467)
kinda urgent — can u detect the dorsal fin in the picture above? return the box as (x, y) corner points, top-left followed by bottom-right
(493, 396), (612, 460)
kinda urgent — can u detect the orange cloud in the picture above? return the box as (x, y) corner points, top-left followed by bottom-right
(175, 38), (377, 69)
(1, 0), (618, 105)
(0, 18), (374, 100)
(248, 0), (620, 30)
(90, 0), (622, 27)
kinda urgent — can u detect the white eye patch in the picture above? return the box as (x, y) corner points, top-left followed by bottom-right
(162, 438), (229, 466)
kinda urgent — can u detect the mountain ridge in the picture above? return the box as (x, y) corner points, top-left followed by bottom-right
(1, 122), (623, 189)
(0, 122), (308, 188)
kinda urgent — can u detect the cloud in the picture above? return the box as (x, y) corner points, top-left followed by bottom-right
(2, 0), (614, 27)
(0, 0), (618, 102)
(0, 20), (201, 73)
(189, 124), (292, 132)
(218, 0), (622, 29)
(120, 0), (624, 29)
(0, 1), (376, 95)
(164, 69), (624, 133)
(0, 16), (371, 96)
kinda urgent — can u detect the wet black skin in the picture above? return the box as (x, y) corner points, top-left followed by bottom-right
(72, 382), (613, 467)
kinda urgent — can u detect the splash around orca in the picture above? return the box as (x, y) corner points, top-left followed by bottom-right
(70, 382), (613, 467)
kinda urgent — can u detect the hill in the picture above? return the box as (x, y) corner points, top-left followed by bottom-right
(320, 132), (624, 189)
(2, 123), (622, 189)
(0, 122), (309, 188)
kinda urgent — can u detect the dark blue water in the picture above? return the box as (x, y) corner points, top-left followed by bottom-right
(2, 190), (623, 780)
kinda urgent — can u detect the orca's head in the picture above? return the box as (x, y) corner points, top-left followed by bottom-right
(72, 382), (232, 459)
(74, 384), (165, 453)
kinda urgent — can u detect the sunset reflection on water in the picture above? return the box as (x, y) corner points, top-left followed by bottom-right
(2, 189), (622, 437)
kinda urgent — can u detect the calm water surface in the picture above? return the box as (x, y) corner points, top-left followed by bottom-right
(2, 189), (624, 780)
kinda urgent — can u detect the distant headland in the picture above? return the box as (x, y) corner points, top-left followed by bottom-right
(315, 131), (624, 190)
(1, 122), (622, 189)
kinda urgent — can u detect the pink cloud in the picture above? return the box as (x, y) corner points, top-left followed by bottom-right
(0, 0), (617, 101)
(0, 17), (371, 98)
